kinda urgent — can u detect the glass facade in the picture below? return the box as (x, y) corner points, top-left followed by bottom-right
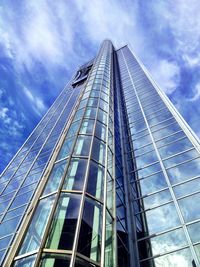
(1, 40), (200, 267)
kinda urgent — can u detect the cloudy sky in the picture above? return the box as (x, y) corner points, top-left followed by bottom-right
(0, 0), (200, 172)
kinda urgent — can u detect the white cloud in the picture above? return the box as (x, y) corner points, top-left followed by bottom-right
(23, 86), (46, 116)
(188, 83), (200, 102)
(152, 0), (200, 68)
(151, 60), (180, 95)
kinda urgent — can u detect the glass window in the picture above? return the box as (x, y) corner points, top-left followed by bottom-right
(78, 98), (88, 110)
(43, 160), (67, 196)
(57, 137), (75, 160)
(173, 178), (200, 198)
(87, 161), (104, 200)
(18, 195), (55, 255)
(136, 150), (158, 169)
(45, 194), (80, 250)
(0, 234), (12, 250)
(107, 174), (114, 212)
(80, 119), (95, 135)
(84, 107), (97, 119)
(63, 158), (87, 191)
(105, 212), (114, 267)
(179, 192), (200, 222)
(40, 253), (70, 267)
(14, 255), (36, 267)
(187, 221), (200, 243)
(156, 130), (185, 147)
(97, 109), (107, 124)
(95, 121), (107, 141)
(139, 228), (187, 259)
(77, 198), (103, 262)
(87, 97), (98, 107)
(91, 138), (106, 165)
(132, 135), (152, 149)
(137, 162), (162, 178)
(134, 143), (154, 157)
(158, 137), (194, 159)
(139, 172), (168, 195)
(74, 135), (92, 156)
(73, 108), (85, 122)
(10, 190), (33, 210)
(142, 247), (194, 267)
(195, 244), (200, 262)
(142, 189), (172, 210)
(167, 157), (200, 184)
(153, 123), (181, 140)
(66, 121), (80, 138)
(163, 149), (199, 168)
(145, 203), (180, 234)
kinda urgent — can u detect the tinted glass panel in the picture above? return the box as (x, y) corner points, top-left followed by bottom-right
(45, 194), (80, 250)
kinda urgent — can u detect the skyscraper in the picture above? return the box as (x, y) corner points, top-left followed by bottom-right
(1, 39), (200, 267)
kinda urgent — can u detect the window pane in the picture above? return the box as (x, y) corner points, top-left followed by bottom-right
(57, 137), (74, 160)
(145, 203), (180, 234)
(95, 121), (107, 141)
(92, 138), (106, 165)
(179, 192), (200, 222)
(18, 195), (55, 255)
(63, 159), (87, 191)
(105, 213), (114, 267)
(43, 160), (66, 195)
(163, 149), (198, 168)
(187, 221), (200, 243)
(136, 150), (158, 169)
(84, 107), (97, 119)
(173, 178), (200, 198)
(142, 248), (194, 267)
(40, 253), (70, 267)
(142, 189), (172, 210)
(14, 255), (36, 267)
(158, 137), (194, 159)
(66, 121), (80, 138)
(167, 158), (200, 184)
(139, 172), (167, 195)
(45, 194), (80, 250)
(77, 198), (103, 262)
(139, 228), (187, 259)
(87, 161), (104, 200)
(74, 135), (92, 156)
(80, 119), (95, 135)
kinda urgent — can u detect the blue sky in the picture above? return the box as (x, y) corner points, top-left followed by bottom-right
(0, 0), (200, 172)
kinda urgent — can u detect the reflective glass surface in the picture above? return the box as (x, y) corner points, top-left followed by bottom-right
(45, 194), (80, 250)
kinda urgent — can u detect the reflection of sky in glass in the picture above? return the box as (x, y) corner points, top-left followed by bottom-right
(167, 157), (200, 184)
(179, 192), (200, 222)
(187, 221), (200, 243)
(154, 248), (193, 267)
(146, 203), (180, 234)
(143, 189), (172, 209)
(173, 178), (200, 198)
(139, 171), (167, 195)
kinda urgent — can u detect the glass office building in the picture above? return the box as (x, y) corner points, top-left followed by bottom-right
(1, 40), (200, 267)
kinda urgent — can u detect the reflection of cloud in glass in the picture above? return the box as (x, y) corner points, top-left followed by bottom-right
(146, 203), (180, 234)
(154, 248), (193, 267)
(174, 177), (200, 197)
(139, 171), (167, 195)
(179, 192), (200, 222)
(187, 221), (200, 243)
(143, 189), (172, 209)
(167, 158), (200, 184)
(151, 228), (187, 255)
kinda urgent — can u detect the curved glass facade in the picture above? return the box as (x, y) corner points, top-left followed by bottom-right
(1, 40), (200, 267)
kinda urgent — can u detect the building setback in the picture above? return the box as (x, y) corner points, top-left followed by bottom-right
(1, 40), (200, 266)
